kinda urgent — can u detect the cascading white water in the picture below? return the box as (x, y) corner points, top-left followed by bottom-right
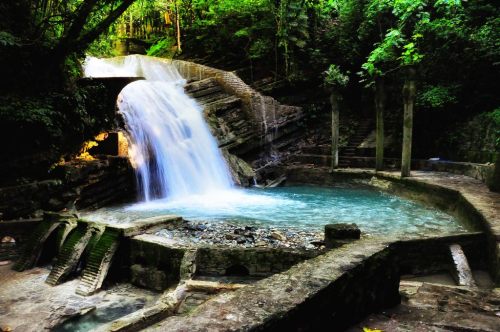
(84, 55), (233, 201)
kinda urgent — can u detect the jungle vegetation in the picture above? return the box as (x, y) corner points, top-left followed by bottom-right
(0, 0), (498, 177)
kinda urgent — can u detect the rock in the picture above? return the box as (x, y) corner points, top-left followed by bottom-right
(222, 150), (256, 187)
(234, 228), (245, 235)
(270, 231), (286, 242)
(225, 234), (238, 241)
(310, 240), (325, 247)
(324, 223), (360, 248)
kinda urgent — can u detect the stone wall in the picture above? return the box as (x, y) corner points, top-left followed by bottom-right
(0, 156), (135, 220)
(395, 232), (488, 276)
(123, 235), (321, 291)
(425, 160), (494, 183)
(147, 239), (401, 332)
(195, 247), (319, 277)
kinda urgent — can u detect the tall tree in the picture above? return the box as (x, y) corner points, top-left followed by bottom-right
(324, 64), (349, 170)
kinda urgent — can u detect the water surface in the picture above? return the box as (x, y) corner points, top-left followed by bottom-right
(82, 184), (466, 237)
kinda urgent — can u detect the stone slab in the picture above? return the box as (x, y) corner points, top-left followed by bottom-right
(80, 215), (183, 238)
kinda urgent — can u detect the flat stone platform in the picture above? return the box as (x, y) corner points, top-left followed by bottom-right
(0, 264), (159, 332)
(80, 214), (183, 237)
(348, 281), (500, 332)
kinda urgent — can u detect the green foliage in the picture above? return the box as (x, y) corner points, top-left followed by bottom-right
(0, 31), (21, 47)
(438, 108), (500, 159)
(249, 39), (273, 60)
(277, 0), (310, 78)
(361, 28), (404, 78)
(147, 37), (176, 58)
(324, 64), (349, 88)
(87, 34), (119, 57)
(399, 34), (424, 65)
(417, 85), (458, 108)
(486, 108), (500, 150)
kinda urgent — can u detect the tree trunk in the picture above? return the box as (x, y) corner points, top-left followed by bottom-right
(129, 11), (133, 37)
(375, 77), (386, 171)
(175, 0), (181, 52)
(330, 91), (340, 171)
(401, 67), (416, 177)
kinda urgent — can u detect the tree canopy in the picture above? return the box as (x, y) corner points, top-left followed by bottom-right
(0, 0), (498, 165)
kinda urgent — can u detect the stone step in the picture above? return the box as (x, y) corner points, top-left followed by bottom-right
(184, 77), (219, 94)
(76, 229), (121, 296)
(205, 96), (242, 116)
(187, 85), (222, 99)
(45, 224), (99, 286)
(195, 92), (234, 105)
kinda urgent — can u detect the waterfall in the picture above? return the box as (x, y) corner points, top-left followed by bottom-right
(84, 55), (233, 201)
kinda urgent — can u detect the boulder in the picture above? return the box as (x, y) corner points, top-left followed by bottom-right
(324, 223), (360, 248)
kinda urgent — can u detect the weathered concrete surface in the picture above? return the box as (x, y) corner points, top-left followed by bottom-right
(347, 281), (500, 332)
(145, 239), (400, 332)
(377, 170), (500, 284)
(194, 246), (320, 277)
(396, 232), (488, 277)
(0, 264), (158, 332)
(127, 234), (320, 291)
(82, 215), (183, 237)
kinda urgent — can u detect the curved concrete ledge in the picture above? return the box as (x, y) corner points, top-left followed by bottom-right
(139, 239), (400, 332)
(285, 166), (500, 284)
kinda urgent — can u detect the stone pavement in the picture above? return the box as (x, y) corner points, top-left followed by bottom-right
(0, 264), (158, 332)
(347, 281), (500, 332)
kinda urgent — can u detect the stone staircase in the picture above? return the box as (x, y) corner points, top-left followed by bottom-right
(11, 213), (183, 295)
(76, 228), (121, 296)
(340, 120), (373, 162)
(174, 60), (305, 162)
(290, 120), (375, 168)
(45, 224), (103, 286)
